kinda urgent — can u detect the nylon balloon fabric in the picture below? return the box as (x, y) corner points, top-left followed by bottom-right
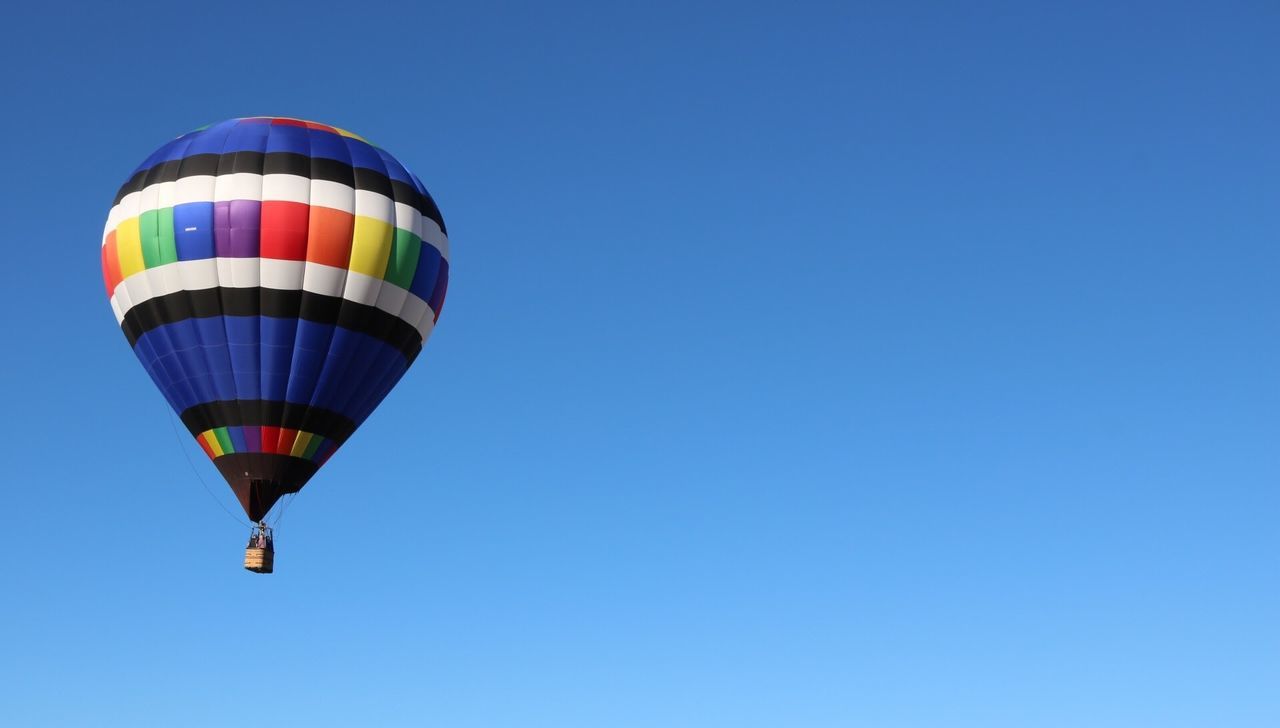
(101, 117), (449, 521)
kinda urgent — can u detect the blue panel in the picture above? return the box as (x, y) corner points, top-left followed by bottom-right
(326, 331), (393, 418)
(375, 148), (413, 185)
(343, 139), (384, 176)
(409, 172), (429, 198)
(136, 137), (185, 175)
(264, 123), (312, 156)
(294, 318), (333, 353)
(225, 315), (260, 347)
(428, 259), (449, 314)
(284, 325), (330, 402)
(409, 242), (442, 301)
(261, 343), (295, 378)
(135, 330), (199, 411)
(262, 370), (291, 403)
(299, 326), (403, 416)
(313, 438), (338, 463)
(229, 345), (262, 400)
(131, 337), (172, 408)
(179, 119), (238, 158)
(226, 425), (248, 453)
(173, 203), (215, 260)
(285, 335), (330, 405)
(225, 317), (262, 401)
(133, 316), (405, 421)
(349, 351), (410, 425)
(260, 317), (298, 354)
(224, 119), (271, 154)
(308, 327), (362, 413)
(192, 318), (235, 402)
(164, 313), (201, 351)
(306, 127), (353, 165)
(260, 314), (297, 402)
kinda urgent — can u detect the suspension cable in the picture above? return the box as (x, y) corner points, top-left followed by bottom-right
(165, 406), (251, 528)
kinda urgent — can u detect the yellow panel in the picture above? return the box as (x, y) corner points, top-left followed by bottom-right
(336, 127), (369, 143)
(349, 215), (394, 278)
(116, 217), (145, 279)
(202, 431), (224, 457)
(290, 432), (313, 458)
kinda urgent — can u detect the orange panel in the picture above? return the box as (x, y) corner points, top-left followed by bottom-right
(305, 206), (355, 269)
(101, 232), (123, 296)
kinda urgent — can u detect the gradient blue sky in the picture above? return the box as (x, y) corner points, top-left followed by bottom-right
(1, 1), (1277, 726)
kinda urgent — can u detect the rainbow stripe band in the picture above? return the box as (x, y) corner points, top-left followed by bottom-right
(102, 200), (448, 314)
(196, 426), (339, 465)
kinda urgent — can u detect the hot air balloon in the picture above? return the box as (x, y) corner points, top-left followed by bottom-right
(101, 117), (449, 572)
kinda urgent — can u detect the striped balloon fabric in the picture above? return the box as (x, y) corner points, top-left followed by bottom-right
(101, 117), (449, 521)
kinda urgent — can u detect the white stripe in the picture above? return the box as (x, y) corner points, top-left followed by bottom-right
(105, 191), (138, 235)
(374, 283), (408, 319)
(412, 305), (438, 340)
(342, 270), (383, 306)
(155, 263), (185, 299)
(261, 258), (305, 290)
(137, 183), (166, 217)
(428, 227), (449, 260)
(310, 180), (355, 214)
(174, 175), (216, 206)
(180, 259), (220, 290)
(214, 173), (263, 203)
(155, 177), (177, 211)
(110, 257), (435, 342)
(399, 296), (429, 333)
(394, 202), (420, 241)
(213, 258), (265, 289)
(229, 257), (262, 288)
(113, 281), (133, 316)
(355, 189), (394, 222)
(261, 174), (312, 205)
(104, 172), (450, 260)
(121, 273), (151, 318)
(302, 262), (346, 298)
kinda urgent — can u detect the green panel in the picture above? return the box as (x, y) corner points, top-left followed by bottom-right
(384, 228), (421, 289)
(213, 427), (234, 455)
(139, 209), (163, 269)
(157, 207), (177, 265)
(302, 435), (325, 461)
(139, 208), (178, 268)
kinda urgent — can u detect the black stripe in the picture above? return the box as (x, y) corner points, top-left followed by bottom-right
(180, 400), (358, 443)
(113, 151), (447, 234)
(121, 287), (424, 361)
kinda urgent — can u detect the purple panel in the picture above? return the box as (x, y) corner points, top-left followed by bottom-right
(214, 200), (262, 257)
(243, 424), (262, 453)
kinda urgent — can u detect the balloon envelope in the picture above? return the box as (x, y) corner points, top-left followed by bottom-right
(101, 117), (449, 520)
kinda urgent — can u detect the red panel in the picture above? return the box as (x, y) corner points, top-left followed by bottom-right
(195, 434), (216, 460)
(260, 426), (280, 454)
(271, 118), (308, 128)
(276, 428), (298, 455)
(260, 201), (310, 261)
(306, 206), (355, 269)
(305, 121), (337, 134)
(102, 232), (122, 297)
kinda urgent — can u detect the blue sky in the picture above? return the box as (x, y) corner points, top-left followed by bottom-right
(1, 1), (1277, 725)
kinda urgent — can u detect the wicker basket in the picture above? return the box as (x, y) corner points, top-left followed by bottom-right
(244, 546), (274, 574)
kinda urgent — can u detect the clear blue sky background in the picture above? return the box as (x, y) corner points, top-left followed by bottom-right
(1, 1), (1276, 726)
